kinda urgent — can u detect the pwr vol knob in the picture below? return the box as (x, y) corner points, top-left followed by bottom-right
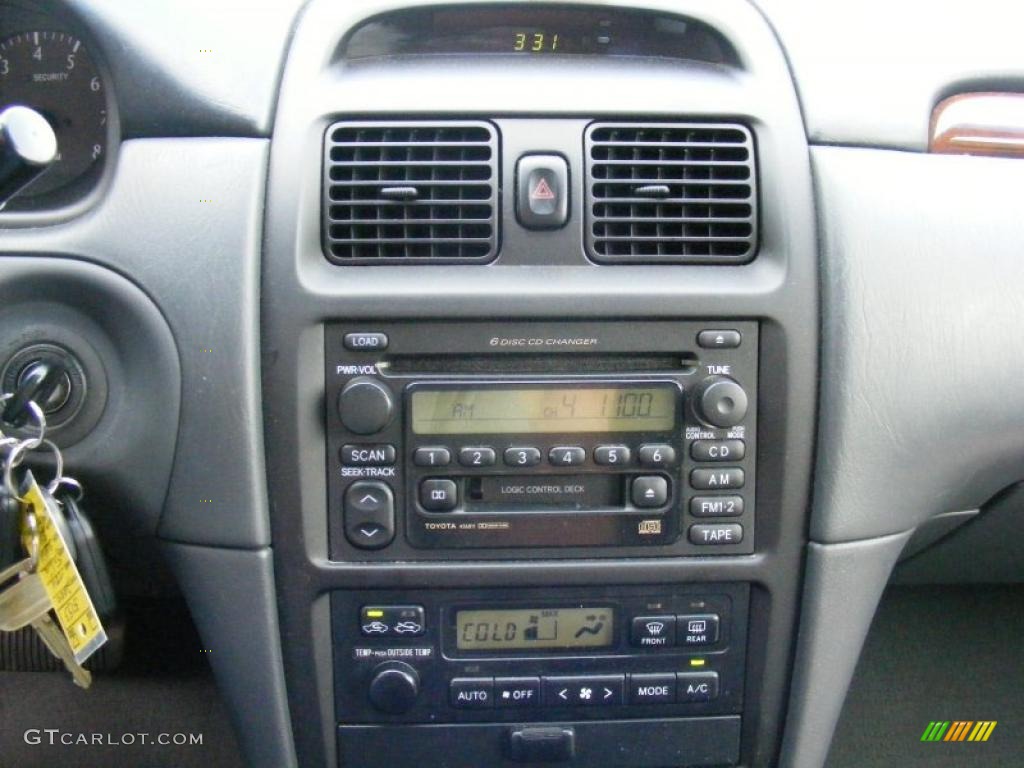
(338, 377), (395, 434)
(694, 376), (748, 428)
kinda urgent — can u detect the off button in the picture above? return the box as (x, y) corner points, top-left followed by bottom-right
(495, 677), (540, 708)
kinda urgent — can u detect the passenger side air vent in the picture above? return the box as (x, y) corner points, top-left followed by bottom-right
(585, 123), (757, 264)
(323, 121), (499, 264)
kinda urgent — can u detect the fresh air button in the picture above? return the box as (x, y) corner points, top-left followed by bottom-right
(594, 445), (631, 466)
(632, 476), (669, 508)
(689, 523), (744, 545)
(343, 481), (395, 549)
(638, 444), (676, 468)
(451, 678), (494, 709)
(504, 446), (542, 467)
(414, 447), (451, 467)
(549, 446), (586, 466)
(678, 614), (720, 646)
(420, 478), (458, 511)
(690, 468), (745, 490)
(677, 672), (719, 702)
(631, 615), (676, 649)
(629, 674), (677, 705)
(343, 332), (389, 352)
(516, 154), (569, 230)
(459, 447), (496, 467)
(543, 675), (624, 707)
(690, 440), (745, 462)
(697, 330), (741, 349)
(495, 677), (541, 708)
(690, 496), (744, 517)
(341, 444), (396, 466)
(359, 605), (426, 638)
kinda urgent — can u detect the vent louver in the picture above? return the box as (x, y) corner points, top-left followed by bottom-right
(323, 121), (499, 264)
(585, 122), (758, 264)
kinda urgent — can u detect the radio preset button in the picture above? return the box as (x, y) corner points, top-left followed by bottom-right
(677, 672), (719, 703)
(630, 615), (676, 648)
(414, 447), (451, 467)
(420, 479), (458, 512)
(450, 678), (494, 709)
(688, 523), (744, 545)
(630, 674), (677, 705)
(690, 496), (744, 517)
(504, 446), (542, 467)
(543, 675), (624, 707)
(594, 445), (631, 466)
(638, 444), (676, 468)
(690, 468), (745, 490)
(495, 677), (541, 708)
(459, 447), (496, 467)
(691, 440), (745, 462)
(678, 614), (720, 646)
(341, 443), (396, 466)
(632, 476), (669, 508)
(549, 446), (586, 466)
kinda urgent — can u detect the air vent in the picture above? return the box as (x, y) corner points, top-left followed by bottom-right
(585, 122), (757, 264)
(323, 121), (499, 264)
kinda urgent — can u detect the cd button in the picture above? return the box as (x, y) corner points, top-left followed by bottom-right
(504, 446), (542, 467)
(549, 446), (586, 466)
(637, 444), (676, 467)
(420, 479), (458, 512)
(691, 439), (745, 462)
(414, 447), (451, 467)
(594, 445), (631, 466)
(459, 447), (496, 467)
(632, 476), (669, 508)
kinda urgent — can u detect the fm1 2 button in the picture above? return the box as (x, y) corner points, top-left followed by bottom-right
(631, 616), (676, 648)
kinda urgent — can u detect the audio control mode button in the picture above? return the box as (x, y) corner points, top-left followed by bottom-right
(504, 447), (542, 467)
(414, 447), (451, 467)
(637, 444), (676, 468)
(459, 447), (496, 467)
(594, 445), (631, 466)
(420, 479), (458, 511)
(689, 523), (744, 546)
(690, 468), (745, 490)
(691, 440), (745, 462)
(690, 496), (744, 517)
(344, 481), (395, 549)
(632, 476), (669, 508)
(631, 616), (676, 649)
(549, 446), (586, 466)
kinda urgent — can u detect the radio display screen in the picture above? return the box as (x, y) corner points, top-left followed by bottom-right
(411, 386), (676, 434)
(456, 607), (614, 651)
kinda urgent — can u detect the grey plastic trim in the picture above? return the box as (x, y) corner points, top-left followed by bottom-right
(779, 531), (912, 768)
(161, 542), (297, 768)
(811, 146), (1024, 544)
(0, 138), (271, 549)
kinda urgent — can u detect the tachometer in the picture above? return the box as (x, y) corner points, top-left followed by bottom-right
(0, 30), (107, 199)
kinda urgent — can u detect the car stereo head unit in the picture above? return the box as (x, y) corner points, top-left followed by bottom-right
(325, 321), (757, 560)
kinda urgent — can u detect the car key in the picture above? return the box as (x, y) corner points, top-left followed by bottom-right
(61, 495), (116, 621)
(0, 486), (22, 570)
(0, 571), (92, 687)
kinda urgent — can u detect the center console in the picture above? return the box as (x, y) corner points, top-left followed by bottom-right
(261, 1), (818, 767)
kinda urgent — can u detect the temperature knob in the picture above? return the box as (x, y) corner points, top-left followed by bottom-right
(368, 662), (420, 714)
(694, 376), (748, 428)
(337, 377), (394, 434)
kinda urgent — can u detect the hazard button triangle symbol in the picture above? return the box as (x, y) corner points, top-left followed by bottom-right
(530, 176), (556, 200)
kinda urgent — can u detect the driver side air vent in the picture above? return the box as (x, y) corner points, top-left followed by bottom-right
(323, 120), (499, 264)
(585, 122), (758, 264)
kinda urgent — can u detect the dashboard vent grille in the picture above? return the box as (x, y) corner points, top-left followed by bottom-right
(585, 122), (757, 264)
(323, 121), (499, 264)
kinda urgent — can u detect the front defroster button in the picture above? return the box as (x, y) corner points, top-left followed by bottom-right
(631, 615), (676, 648)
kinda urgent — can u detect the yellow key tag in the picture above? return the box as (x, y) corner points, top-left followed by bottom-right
(20, 472), (108, 665)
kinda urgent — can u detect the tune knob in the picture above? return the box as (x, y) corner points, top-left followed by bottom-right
(694, 376), (749, 428)
(337, 377), (394, 434)
(368, 662), (420, 714)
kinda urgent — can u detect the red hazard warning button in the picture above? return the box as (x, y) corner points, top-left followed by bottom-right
(517, 154), (568, 229)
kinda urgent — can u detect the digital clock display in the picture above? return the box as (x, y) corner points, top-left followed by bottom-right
(512, 31), (560, 53)
(456, 607), (615, 651)
(411, 385), (677, 435)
